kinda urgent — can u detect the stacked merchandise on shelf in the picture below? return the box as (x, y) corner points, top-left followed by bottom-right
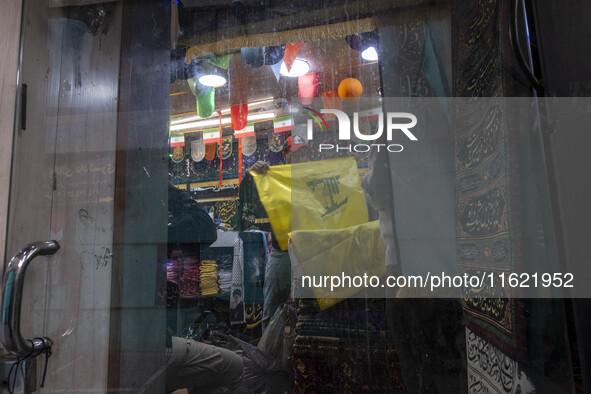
(199, 233), (266, 341)
(292, 298), (406, 393)
(200, 260), (220, 295)
(181, 256), (200, 297)
(216, 254), (233, 294)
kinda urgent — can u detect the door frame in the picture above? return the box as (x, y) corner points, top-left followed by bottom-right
(1, 1), (171, 391)
(0, 0), (22, 271)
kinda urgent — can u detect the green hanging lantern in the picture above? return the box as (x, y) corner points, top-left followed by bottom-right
(196, 85), (215, 118)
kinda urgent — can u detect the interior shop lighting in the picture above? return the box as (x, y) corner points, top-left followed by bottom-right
(170, 112), (276, 132)
(361, 46), (378, 61)
(198, 74), (227, 87)
(280, 59), (310, 77)
(170, 97), (275, 125)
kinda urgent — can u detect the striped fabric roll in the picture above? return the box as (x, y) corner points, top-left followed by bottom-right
(181, 256), (200, 297)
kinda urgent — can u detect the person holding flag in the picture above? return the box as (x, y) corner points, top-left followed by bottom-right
(238, 135), (312, 330)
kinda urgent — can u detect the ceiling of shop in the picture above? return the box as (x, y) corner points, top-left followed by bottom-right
(170, 37), (381, 124)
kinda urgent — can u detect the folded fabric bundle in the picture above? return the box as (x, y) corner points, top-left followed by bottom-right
(218, 269), (232, 294)
(295, 298), (389, 342)
(292, 335), (405, 393)
(294, 326), (391, 342)
(200, 260), (220, 295)
(292, 296), (405, 391)
(215, 254), (233, 295)
(181, 257), (200, 297)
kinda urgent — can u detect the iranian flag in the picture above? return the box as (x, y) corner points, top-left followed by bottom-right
(234, 123), (255, 138)
(202, 128), (221, 142)
(273, 116), (293, 133)
(170, 134), (185, 147)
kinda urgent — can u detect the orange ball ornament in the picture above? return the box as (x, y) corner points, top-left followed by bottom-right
(338, 78), (363, 102)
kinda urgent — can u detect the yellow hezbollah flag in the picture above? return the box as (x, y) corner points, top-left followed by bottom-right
(289, 221), (386, 309)
(251, 157), (368, 250)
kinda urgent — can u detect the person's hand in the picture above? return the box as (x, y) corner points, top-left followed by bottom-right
(249, 161), (270, 174)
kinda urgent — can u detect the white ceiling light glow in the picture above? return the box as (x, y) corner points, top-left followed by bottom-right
(170, 97), (275, 125)
(198, 74), (227, 87)
(170, 112), (276, 132)
(280, 59), (309, 77)
(361, 46), (378, 61)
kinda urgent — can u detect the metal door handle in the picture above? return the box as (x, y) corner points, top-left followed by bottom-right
(1, 241), (59, 357)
